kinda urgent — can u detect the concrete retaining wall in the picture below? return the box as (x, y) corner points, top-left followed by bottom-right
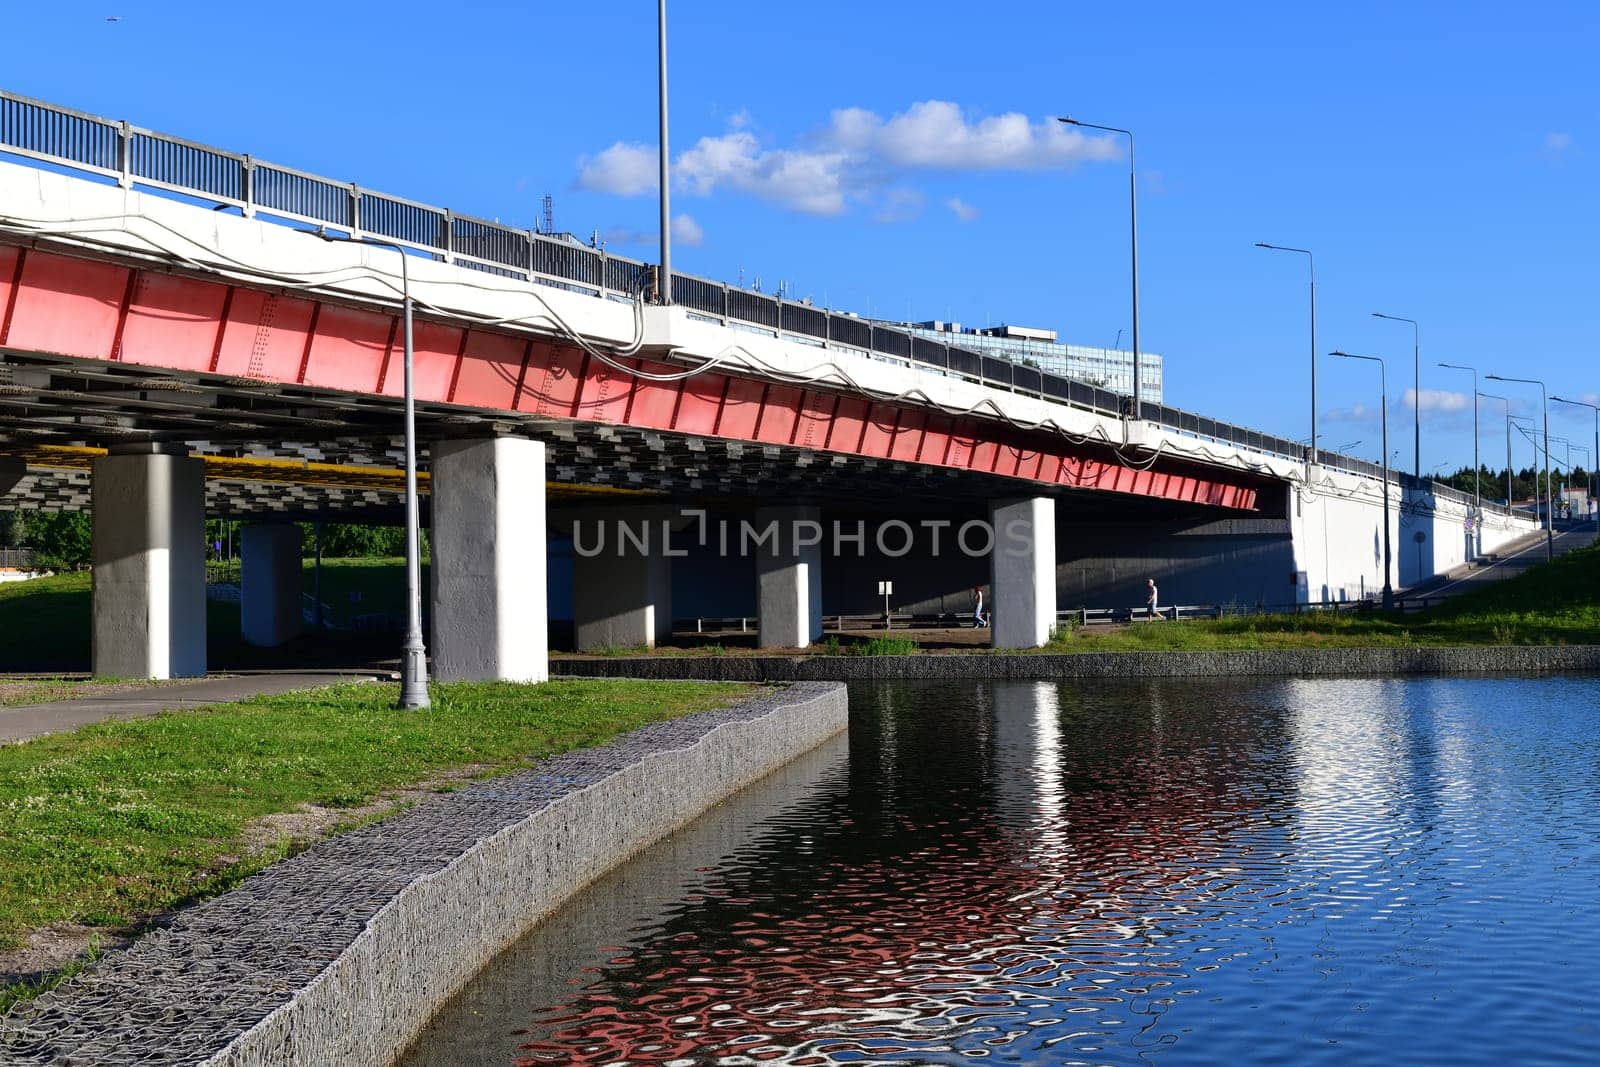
(556, 646), (1600, 681)
(0, 683), (848, 1067)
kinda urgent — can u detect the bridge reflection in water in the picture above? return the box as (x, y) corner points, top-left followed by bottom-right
(403, 677), (1600, 1067)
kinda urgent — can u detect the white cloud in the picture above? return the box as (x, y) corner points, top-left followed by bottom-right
(870, 188), (925, 224)
(576, 142), (658, 196)
(1323, 403), (1374, 424)
(675, 131), (849, 215)
(826, 100), (1119, 171)
(1403, 388), (1470, 414)
(575, 100), (1120, 219)
(598, 212), (704, 249)
(1546, 131), (1573, 153)
(946, 196), (979, 222)
(597, 224), (650, 248)
(671, 212), (704, 247)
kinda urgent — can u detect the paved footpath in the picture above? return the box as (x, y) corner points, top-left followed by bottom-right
(0, 671), (385, 745)
(1403, 522), (1598, 603)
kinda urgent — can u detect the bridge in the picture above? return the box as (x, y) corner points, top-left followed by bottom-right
(0, 90), (1539, 679)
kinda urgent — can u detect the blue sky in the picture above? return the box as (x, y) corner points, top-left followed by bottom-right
(6, 1), (1598, 476)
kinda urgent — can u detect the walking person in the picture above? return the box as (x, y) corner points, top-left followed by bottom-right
(972, 585), (989, 628)
(1146, 577), (1164, 621)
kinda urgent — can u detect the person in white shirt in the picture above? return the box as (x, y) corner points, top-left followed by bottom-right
(1146, 578), (1164, 621)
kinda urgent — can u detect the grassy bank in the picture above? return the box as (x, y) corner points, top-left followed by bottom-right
(0, 678), (754, 1005)
(1046, 540), (1600, 652)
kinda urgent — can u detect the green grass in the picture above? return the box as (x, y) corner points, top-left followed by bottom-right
(1, 938), (100, 1015)
(1045, 542), (1600, 652)
(0, 679), (754, 953)
(0, 559), (419, 672)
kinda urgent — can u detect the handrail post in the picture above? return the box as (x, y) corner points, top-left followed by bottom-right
(118, 120), (133, 189)
(349, 182), (361, 238)
(242, 154), (255, 218)
(442, 208), (455, 264)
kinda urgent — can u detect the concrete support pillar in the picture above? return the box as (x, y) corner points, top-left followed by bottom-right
(91, 445), (206, 678)
(756, 505), (823, 648)
(990, 496), (1056, 649)
(1, 456), (23, 496)
(572, 507), (672, 651)
(241, 524), (303, 647)
(430, 436), (548, 682)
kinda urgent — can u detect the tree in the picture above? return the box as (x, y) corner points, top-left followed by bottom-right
(17, 511), (92, 571)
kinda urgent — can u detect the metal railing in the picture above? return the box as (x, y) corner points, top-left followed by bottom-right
(0, 88), (1525, 512)
(0, 547), (37, 569)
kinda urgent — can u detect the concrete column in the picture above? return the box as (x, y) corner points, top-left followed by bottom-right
(91, 445), (206, 678)
(571, 506), (672, 651)
(990, 496), (1056, 649)
(756, 505), (823, 648)
(430, 436), (548, 682)
(241, 524), (303, 647)
(1, 456), (23, 496)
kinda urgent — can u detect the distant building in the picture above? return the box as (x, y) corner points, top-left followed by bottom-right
(891, 320), (1164, 404)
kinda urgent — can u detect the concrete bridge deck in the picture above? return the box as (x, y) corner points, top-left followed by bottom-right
(0, 91), (1543, 678)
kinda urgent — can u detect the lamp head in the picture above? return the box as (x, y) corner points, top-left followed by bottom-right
(1058, 116), (1079, 125)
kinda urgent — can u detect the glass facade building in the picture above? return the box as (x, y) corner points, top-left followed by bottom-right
(889, 321), (1164, 404)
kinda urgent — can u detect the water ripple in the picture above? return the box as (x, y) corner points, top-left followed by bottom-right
(404, 676), (1600, 1067)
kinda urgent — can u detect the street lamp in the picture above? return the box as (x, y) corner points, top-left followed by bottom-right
(1438, 360), (1481, 554)
(1331, 350), (1394, 608)
(1487, 372), (1554, 560)
(1551, 435), (1572, 517)
(1478, 391), (1513, 506)
(1372, 312), (1421, 480)
(656, 0), (672, 305)
(315, 230), (431, 709)
(1336, 438), (1363, 453)
(1059, 115), (1141, 420)
(1256, 243), (1318, 471)
(1552, 395), (1599, 524)
(1572, 444), (1592, 523)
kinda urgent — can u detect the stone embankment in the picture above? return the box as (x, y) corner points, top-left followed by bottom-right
(556, 646), (1600, 681)
(0, 683), (848, 1067)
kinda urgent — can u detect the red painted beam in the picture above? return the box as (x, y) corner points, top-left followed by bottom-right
(0, 244), (1268, 511)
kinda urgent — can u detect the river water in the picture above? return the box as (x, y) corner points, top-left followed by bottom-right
(403, 677), (1600, 1066)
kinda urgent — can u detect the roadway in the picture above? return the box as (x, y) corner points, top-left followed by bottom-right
(1400, 521), (1598, 604)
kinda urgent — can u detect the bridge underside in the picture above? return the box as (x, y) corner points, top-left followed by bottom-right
(0, 240), (1284, 676)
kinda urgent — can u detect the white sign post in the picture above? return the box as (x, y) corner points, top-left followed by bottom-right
(877, 580), (894, 630)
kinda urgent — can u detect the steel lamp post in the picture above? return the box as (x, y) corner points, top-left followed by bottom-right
(1256, 243), (1318, 471)
(1488, 372), (1554, 560)
(1478, 391), (1513, 506)
(1059, 115), (1141, 420)
(1332, 350), (1394, 608)
(1373, 312), (1421, 480)
(1552, 395), (1599, 525)
(316, 231), (431, 709)
(1438, 361), (1481, 554)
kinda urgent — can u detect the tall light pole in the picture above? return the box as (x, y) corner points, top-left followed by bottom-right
(1551, 435), (1572, 516)
(1438, 361), (1480, 554)
(1332, 350), (1393, 608)
(1572, 444), (1592, 522)
(1059, 116), (1140, 420)
(1552, 395), (1599, 524)
(1488, 372), (1553, 560)
(1478, 391), (1513, 506)
(1510, 414), (1536, 502)
(1373, 312), (1420, 480)
(1256, 243), (1318, 470)
(656, 0), (672, 305)
(317, 231), (431, 709)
